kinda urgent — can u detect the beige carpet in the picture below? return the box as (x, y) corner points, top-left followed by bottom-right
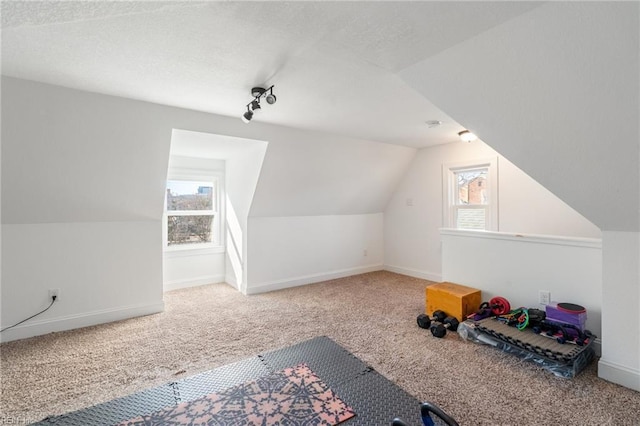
(1, 271), (639, 425)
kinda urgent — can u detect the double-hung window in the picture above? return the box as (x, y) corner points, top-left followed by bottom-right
(165, 179), (220, 248)
(443, 158), (498, 231)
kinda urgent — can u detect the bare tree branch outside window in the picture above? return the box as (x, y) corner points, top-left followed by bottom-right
(166, 181), (215, 246)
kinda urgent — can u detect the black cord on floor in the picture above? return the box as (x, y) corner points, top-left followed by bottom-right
(0, 296), (57, 333)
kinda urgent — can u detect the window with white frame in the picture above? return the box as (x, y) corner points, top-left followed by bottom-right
(443, 158), (498, 231)
(164, 178), (221, 249)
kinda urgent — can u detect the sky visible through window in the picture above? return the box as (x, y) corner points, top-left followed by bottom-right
(167, 181), (212, 197)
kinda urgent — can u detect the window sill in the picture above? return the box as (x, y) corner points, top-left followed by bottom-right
(164, 245), (226, 258)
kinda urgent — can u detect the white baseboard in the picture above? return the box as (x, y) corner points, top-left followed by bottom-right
(163, 274), (226, 292)
(598, 358), (640, 391)
(384, 265), (442, 282)
(246, 264), (384, 295)
(0, 301), (165, 343)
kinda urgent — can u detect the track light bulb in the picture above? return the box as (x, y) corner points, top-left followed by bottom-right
(241, 85), (276, 123)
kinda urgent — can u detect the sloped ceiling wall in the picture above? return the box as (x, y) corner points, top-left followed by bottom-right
(1, 79), (172, 224)
(249, 130), (416, 217)
(2, 77), (417, 226)
(400, 2), (639, 232)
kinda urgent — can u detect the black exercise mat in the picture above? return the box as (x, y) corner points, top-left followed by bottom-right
(259, 335), (371, 386)
(33, 336), (423, 425)
(474, 317), (594, 361)
(36, 384), (178, 426)
(173, 356), (269, 403)
(333, 369), (423, 425)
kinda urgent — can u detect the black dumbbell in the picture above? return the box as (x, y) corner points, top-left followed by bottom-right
(430, 316), (460, 338)
(416, 310), (447, 329)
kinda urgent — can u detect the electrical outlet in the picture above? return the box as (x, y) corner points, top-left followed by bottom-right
(539, 290), (550, 305)
(49, 288), (60, 300)
(363, 249), (368, 257)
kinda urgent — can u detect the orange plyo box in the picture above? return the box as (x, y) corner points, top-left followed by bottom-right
(426, 282), (482, 322)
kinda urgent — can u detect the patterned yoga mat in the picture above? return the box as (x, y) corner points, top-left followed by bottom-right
(118, 363), (355, 425)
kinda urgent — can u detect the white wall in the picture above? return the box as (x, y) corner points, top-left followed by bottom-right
(384, 140), (600, 282)
(244, 125), (415, 293)
(225, 143), (268, 292)
(1, 78), (171, 342)
(599, 231), (640, 391)
(158, 124), (414, 297)
(1, 222), (164, 341)
(163, 249), (226, 291)
(441, 229), (602, 343)
(246, 214), (384, 294)
(397, 2), (639, 390)
(250, 131), (416, 217)
(1, 77), (414, 340)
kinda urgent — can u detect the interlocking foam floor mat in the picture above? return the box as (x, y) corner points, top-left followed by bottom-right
(34, 336), (426, 426)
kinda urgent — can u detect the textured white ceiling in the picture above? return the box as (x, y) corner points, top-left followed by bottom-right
(1, 1), (542, 147)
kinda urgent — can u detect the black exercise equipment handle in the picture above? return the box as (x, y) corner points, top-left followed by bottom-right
(390, 401), (460, 426)
(421, 402), (460, 426)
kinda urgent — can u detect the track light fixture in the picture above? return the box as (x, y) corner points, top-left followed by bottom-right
(241, 85), (276, 123)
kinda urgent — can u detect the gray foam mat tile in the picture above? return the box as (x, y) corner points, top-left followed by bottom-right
(333, 370), (422, 426)
(31, 336), (444, 426)
(260, 336), (370, 386)
(173, 356), (269, 403)
(32, 384), (177, 425)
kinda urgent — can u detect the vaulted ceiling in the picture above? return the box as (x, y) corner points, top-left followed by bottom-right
(1, 1), (542, 147)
